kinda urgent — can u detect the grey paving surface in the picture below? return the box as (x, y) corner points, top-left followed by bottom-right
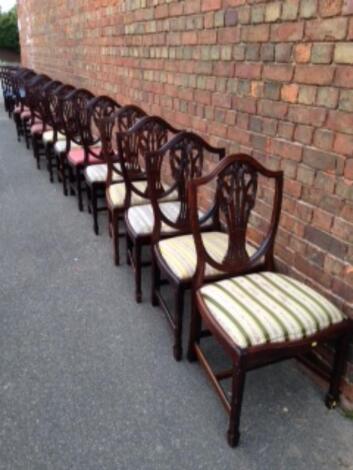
(0, 101), (352, 470)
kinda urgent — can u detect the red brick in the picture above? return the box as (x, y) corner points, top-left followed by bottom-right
(234, 63), (262, 79)
(305, 17), (348, 40)
(335, 65), (353, 87)
(319, 0), (343, 17)
(288, 105), (327, 126)
(327, 110), (353, 133)
(270, 22), (304, 42)
(201, 0), (222, 12)
(294, 65), (334, 85)
(241, 24), (270, 42)
(263, 64), (294, 82)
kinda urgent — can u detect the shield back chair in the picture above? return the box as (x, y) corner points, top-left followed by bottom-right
(77, 95), (121, 232)
(13, 69), (36, 140)
(147, 133), (225, 358)
(55, 88), (94, 201)
(44, 84), (75, 183)
(107, 114), (179, 266)
(186, 153), (353, 447)
(21, 74), (51, 150)
(103, 105), (147, 243)
(126, 131), (225, 305)
(2, 66), (23, 117)
(63, 89), (104, 211)
(30, 80), (62, 169)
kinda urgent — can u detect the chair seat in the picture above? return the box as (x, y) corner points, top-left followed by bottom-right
(54, 140), (80, 154)
(67, 147), (102, 166)
(127, 202), (212, 236)
(20, 110), (31, 120)
(43, 130), (66, 144)
(31, 123), (46, 136)
(199, 272), (346, 350)
(84, 163), (122, 184)
(107, 181), (178, 209)
(14, 105), (28, 115)
(157, 232), (256, 281)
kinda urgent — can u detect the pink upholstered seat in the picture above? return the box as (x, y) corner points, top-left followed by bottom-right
(67, 147), (102, 166)
(15, 105), (28, 115)
(21, 110), (31, 119)
(31, 123), (47, 135)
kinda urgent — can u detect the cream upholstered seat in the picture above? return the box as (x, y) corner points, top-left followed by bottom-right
(42, 130), (65, 145)
(126, 202), (212, 236)
(107, 181), (177, 209)
(199, 272), (345, 349)
(157, 232), (256, 281)
(84, 163), (122, 184)
(54, 140), (80, 154)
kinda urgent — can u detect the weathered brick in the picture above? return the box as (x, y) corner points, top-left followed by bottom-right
(319, 0), (343, 17)
(282, 0), (300, 20)
(265, 2), (282, 22)
(288, 104), (327, 125)
(275, 43), (292, 62)
(201, 0), (222, 12)
(316, 86), (339, 108)
(242, 24), (270, 42)
(303, 146), (339, 171)
(271, 22), (304, 41)
(335, 65), (353, 87)
(335, 43), (353, 64)
(294, 43), (312, 63)
(298, 85), (317, 105)
(334, 132), (353, 155)
(304, 226), (347, 258)
(261, 43), (275, 62)
(311, 43), (334, 64)
(281, 83), (299, 103)
(294, 65), (334, 85)
(305, 17), (348, 40)
(300, 0), (318, 18)
(295, 125), (314, 144)
(263, 64), (294, 82)
(327, 110), (353, 133)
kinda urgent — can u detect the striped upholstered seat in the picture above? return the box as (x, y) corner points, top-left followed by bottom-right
(199, 272), (345, 349)
(84, 163), (122, 184)
(107, 182), (178, 209)
(42, 130), (65, 144)
(127, 202), (213, 236)
(157, 233), (256, 281)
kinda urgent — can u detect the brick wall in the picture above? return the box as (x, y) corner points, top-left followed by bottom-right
(17, 0), (353, 321)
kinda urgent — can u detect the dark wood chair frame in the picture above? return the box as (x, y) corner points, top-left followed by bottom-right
(12, 70), (37, 142)
(148, 133), (225, 359)
(110, 115), (181, 270)
(43, 84), (76, 183)
(21, 74), (51, 150)
(82, 96), (122, 234)
(57, 88), (95, 206)
(185, 153), (353, 447)
(125, 131), (225, 306)
(30, 79), (63, 170)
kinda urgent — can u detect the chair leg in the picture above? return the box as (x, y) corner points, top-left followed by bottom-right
(151, 253), (160, 307)
(126, 232), (132, 265)
(134, 241), (142, 303)
(187, 296), (202, 362)
(173, 286), (184, 361)
(46, 144), (54, 183)
(325, 333), (351, 409)
(112, 210), (120, 266)
(61, 158), (68, 196)
(91, 185), (99, 234)
(76, 167), (84, 212)
(14, 113), (22, 141)
(227, 363), (246, 448)
(32, 135), (40, 169)
(24, 120), (30, 149)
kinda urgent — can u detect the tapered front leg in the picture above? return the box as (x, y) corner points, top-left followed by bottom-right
(326, 332), (352, 409)
(134, 242), (142, 303)
(227, 362), (246, 448)
(151, 251), (160, 307)
(173, 286), (184, 361)
(187, 295), (202, 362)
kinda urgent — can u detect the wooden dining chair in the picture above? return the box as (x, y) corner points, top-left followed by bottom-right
(81, 95), (121, 234)
(43, 84), (76, 183)
(30, 80), (62, 169)
(55, 88), (95, 205)
(12, 69), (36, 141)
(186, 153), (353, 447)
(147, 132), (225, 359)
(21, 74), (51, 150)
(106, 114), (179, 266)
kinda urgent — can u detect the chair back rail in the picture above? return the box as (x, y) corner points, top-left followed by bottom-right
(146, 131), (225, 242)
(116, 115), (181, 206)
(61, 88), (94, 153)
(188, 153), (283, 289)
(103, 105), (147, 185)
